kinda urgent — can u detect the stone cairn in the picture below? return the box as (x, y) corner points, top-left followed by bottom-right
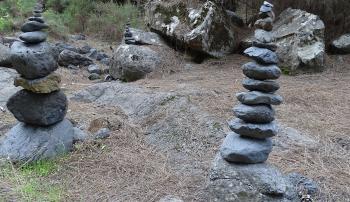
(219, 1), (282, 164)
(0, 1), (78, 162)
(124, 20), (136, 45)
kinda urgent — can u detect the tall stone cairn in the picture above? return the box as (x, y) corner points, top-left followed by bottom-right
(0, 1), (78, 163)
(124, 20), (136, 45)
(219, 1), (282, 164)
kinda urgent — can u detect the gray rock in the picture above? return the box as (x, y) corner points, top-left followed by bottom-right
(87, 48), (98, 59)
(7, 90), (67, 126)
(110, 44), (160, 82)
(28, 17), (44, 23)
(228, 118), (278, 139)
(67, 64), (79, 70)
(145, 1), (235, 58)
(19, 31), (47, 43)
(242, 78), (280, 93)
(0, 44), (12, 67)
(58, 50), (93, 67)
(72, 127), (88, 142)
(255, 29), (274, 43)
(100, 57), (110, 66)
(244, 47), (278, 64)
(10, 41), (58, 79)
(0, 67), (20, 107)
(96, 52), (109, 61)
(87, 64), (102, 74)
(254, 18), (273, 31)
(55, 42), (79, 54)
(208, 153), (298, 201)
(124, 28), (164, 46)
(94, 128), (111, 140)
(78, 45), (92, 54)
(70, 34), (86, 41)
(33, 13), (41, 17)
(21, 21), (48, 32)
(220, 132), (272, 163)
(233, 104), (275, 124)
(286, 173), (318, 195)
(236, 91), (283, 105)
(240, 37), (278, 52)
(331, 34), (350, 54)
(88, 73), (100, 80)
(2, 37), (19, 45)
(0, 119), (77, 163)
(159, 195), (184, 202)
(242, 62), (281, 80)
(273, 8), (325, 73)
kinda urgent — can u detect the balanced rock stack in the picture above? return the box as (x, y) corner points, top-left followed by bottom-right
(220, 1), (282, 164)
(0, 1), (81, 163)
(124, 21), (136, 45)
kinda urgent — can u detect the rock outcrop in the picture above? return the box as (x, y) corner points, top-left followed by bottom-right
(145, 0), (235, 58)
(330, 34), (350, 54)
(0, 44), (12, 67)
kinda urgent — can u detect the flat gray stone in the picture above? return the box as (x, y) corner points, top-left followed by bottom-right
(87, 64), (102, 74)
(244, 47), (278, 64)
(209, 153), (298, 201)
(10, 41), (58, 79)
(233, 104), (275, 124)
(255, 29), (274, 43)
(21, 21), (48, 32)
(0, 119), (77, 163)
(242, 62), (281, 80)
(236, 91), (283, 105)
(228, 118), (278, 139)
(19, 31), (47, 43)
(242, 78), (280, 93)
(7, 90), (68, 126)
(58, 50), (93, 67)
(220, 132), (272, 163)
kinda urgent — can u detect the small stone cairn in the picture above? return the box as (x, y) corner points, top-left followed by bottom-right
(219, 1), (282, 164)
(124, 21), (136, 45)
(0, 1), (79, 162)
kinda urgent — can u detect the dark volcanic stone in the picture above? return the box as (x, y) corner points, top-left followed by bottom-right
(242, 78), (280, 93)
(242, 62), (281, 80)
(228, 118), (278, 139)
(220, 132), (272, 163)
(10, 41), (58, 79)
(244, 47), (278, 64)
(21, 21), (48, 32)
(28, 17), (45, 23)
(236, 91), (283, 105)
(58, 50), (93, 67)
(19, 31), (47, 43)
(33, 13), (42, 17)
(7, 90), (68, 126)
(233, 104), (275, 124)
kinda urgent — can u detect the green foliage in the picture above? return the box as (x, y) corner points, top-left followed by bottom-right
(0, 160), (63, 201)
(43, 9), (69, 39)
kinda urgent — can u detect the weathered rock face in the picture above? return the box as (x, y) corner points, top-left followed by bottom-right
(330, 34), (350, 54)
(272, 8), (326, 73)
(109, 44), (161, 82)
(0, 44), (12, 67)
(208, 154), (299, 202)
(124, 28), (164, 46)
(145, 0), (235, 58)
(0, 119), (84, 163)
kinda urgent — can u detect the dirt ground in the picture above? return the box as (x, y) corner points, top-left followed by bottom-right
(1, 38), (350, 201)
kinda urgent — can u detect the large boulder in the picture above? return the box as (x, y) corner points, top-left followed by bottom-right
(145, 0), (235, 58)
(0, 44), (12, 67)
(272, 8), (326, 73)
(109, 44), (161, 82)
(330, 34), (350, 54)
(58, 50), (93, 67)
(124, 28), (164, 46)
(0, 119), (85, 163)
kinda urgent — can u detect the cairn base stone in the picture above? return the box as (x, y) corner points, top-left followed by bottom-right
(208, 154), (298, 202)
(220, 132), (272, 164)
(228, 118), (278, 139)
(10, 41), (58, 79)
(7, 90), (67, 126)
(0, 119), (85, 163)
(14, 72), (61, 93)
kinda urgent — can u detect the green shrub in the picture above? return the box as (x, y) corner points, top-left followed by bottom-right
(43, 9), (69, 39)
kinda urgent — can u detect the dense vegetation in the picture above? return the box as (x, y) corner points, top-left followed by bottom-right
(0, 0), (141, 41)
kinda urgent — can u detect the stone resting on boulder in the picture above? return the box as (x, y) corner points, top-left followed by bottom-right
(208, 2), (316, 201)
(0, 1), (85, 163)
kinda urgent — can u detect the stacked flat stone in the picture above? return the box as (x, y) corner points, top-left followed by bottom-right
(124, 21), (136, 45)
(7, 2), (67, 126)
(220, 2), (282, 164)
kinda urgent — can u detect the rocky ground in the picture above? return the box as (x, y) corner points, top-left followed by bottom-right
(0, 36), (350, 201)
